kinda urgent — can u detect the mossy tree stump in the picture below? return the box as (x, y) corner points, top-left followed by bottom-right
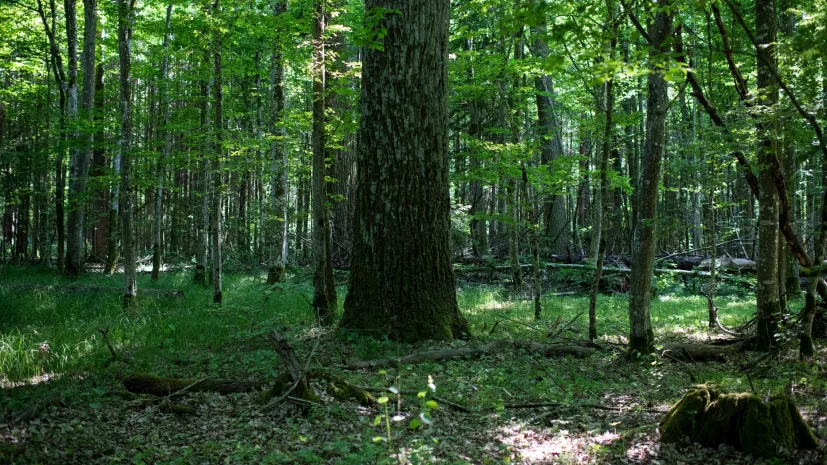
(660, 384), (818, 458)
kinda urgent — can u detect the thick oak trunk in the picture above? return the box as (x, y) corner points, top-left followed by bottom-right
(341, 0), (469, 341)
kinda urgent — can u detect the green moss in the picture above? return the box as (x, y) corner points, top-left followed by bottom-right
(660, 386), (818, 458)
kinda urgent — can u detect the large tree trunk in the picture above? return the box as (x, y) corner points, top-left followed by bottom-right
(152, 2), (173, 281)
(266, 0), (288, 285)
(628, 2), (672, 355)
(117, 0), (136, 308)
(754, 0), (781, 352)
(311, 0), (337, 324)
(211, 0), (224, 304)
(341, 0), (469, 342)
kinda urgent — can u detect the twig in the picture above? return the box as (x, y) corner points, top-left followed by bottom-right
(496, 313), (542, 332)
(547, 311), (584, 340)
(355, 385), (472, 413)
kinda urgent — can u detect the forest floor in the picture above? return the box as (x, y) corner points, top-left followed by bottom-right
(1, 264), (826, 464)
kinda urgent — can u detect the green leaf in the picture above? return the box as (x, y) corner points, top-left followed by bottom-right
(377, 396), (389, 404)
(425, 400), (438, 409)
(409, 418), (423, 430)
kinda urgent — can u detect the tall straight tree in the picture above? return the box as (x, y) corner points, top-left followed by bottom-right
(211, 0), (224, 304)
(267, 0), (288, 285)
(628, 0), (672, 355)
(194, 50), (210, 285)
(754, 0), (781, 352)
(62, 0), (77, 274)
(118, 0), (136, 307)
(152, 1), (174, 281)
(341, 0), (470, 341)
(311, 0), (337, 323)
(66, 0), (96, 276)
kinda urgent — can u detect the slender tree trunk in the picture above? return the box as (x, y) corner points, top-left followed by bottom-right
(151, 2), (173, 281)
(267, 0), (288, 285)
(589, 12), (616, 340)
(63, 0), (78, 274)
(628, 1), (672, 356)
(341, 0), (469, 341)
(118, 0), (136, 307)
(194, 52), (211, 285)
(311, 0), (337, 324)
(211, 0), (224, 304)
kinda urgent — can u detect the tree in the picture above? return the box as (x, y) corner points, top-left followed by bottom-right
(266, 0), (288, 285)
(341, 0), (469, 341)
(311, 0), (337, 324)
(628, 0), (672, 356)
(212, 0), (224, 304)
(118, 0), (136, 308)
(152, 1), (174, 281)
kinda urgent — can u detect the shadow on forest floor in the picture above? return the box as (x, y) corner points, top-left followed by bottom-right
(1, 265), (825, 464)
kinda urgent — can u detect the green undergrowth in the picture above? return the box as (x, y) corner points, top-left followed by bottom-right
(1, 265), (824, 464)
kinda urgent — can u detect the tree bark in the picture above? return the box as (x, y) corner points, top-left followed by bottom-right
(117, 0), (136, 308)
(754, 0), (781, 352)
(628, 1), (672, 356)
(341, 0), (469, 341)
(266, 0), (288, 285)
(311, 0), (337, 324)
(212, 0), (224, 304)
(194, 51), (211, 286)
(152, 2), (173, 281)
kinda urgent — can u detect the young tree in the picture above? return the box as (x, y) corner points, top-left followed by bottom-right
(266, 0), (288, 285)
(341, 0), (469, 341)
(118, 0), (137, 307)
(628, 0), (672, 356)
(211, 0), (224, 304)
(152, 1), (174, 281)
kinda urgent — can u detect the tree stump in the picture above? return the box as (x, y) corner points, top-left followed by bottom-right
(659, 384), (818, 458)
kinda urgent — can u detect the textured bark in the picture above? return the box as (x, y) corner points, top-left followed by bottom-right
(754, 0), (781, 352)
(628, 2), (671, 356)
(212, 0), (224, 304)
(117, 0), (136, 308)
(266, 1), (288, 285)
(341, 0), (469, 341)
(311, 0), (337, 324)
(530, 11), (568, 256)
(152, 2), (173, 281)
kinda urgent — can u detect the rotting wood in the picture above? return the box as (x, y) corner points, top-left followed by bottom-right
(10, 393), (64, 425)
(123, 374), (265, 396)
(345, 339), (596, 370)
(1, 284), (185, 300)
(660, 342), (746, 363)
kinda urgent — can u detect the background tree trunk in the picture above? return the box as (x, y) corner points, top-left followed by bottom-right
(311, 0), (337, 324)
(152, 2), (173, 281)
(118, 0), (136, 307)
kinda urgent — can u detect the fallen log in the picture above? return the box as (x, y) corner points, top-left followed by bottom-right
(455, 263), (752, 283)
(10, 393), (64, 424)
(660, 384), (817, 458)
(660, 342), (745, 362)
(345, 339), (596, 370)
(123, 374), (266, 396)
(1, 284), (185, 300)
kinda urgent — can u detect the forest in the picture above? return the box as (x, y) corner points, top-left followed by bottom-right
(1, 0), (827, 463)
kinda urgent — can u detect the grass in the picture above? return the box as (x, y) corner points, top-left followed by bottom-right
(1, 265), (823, 464)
